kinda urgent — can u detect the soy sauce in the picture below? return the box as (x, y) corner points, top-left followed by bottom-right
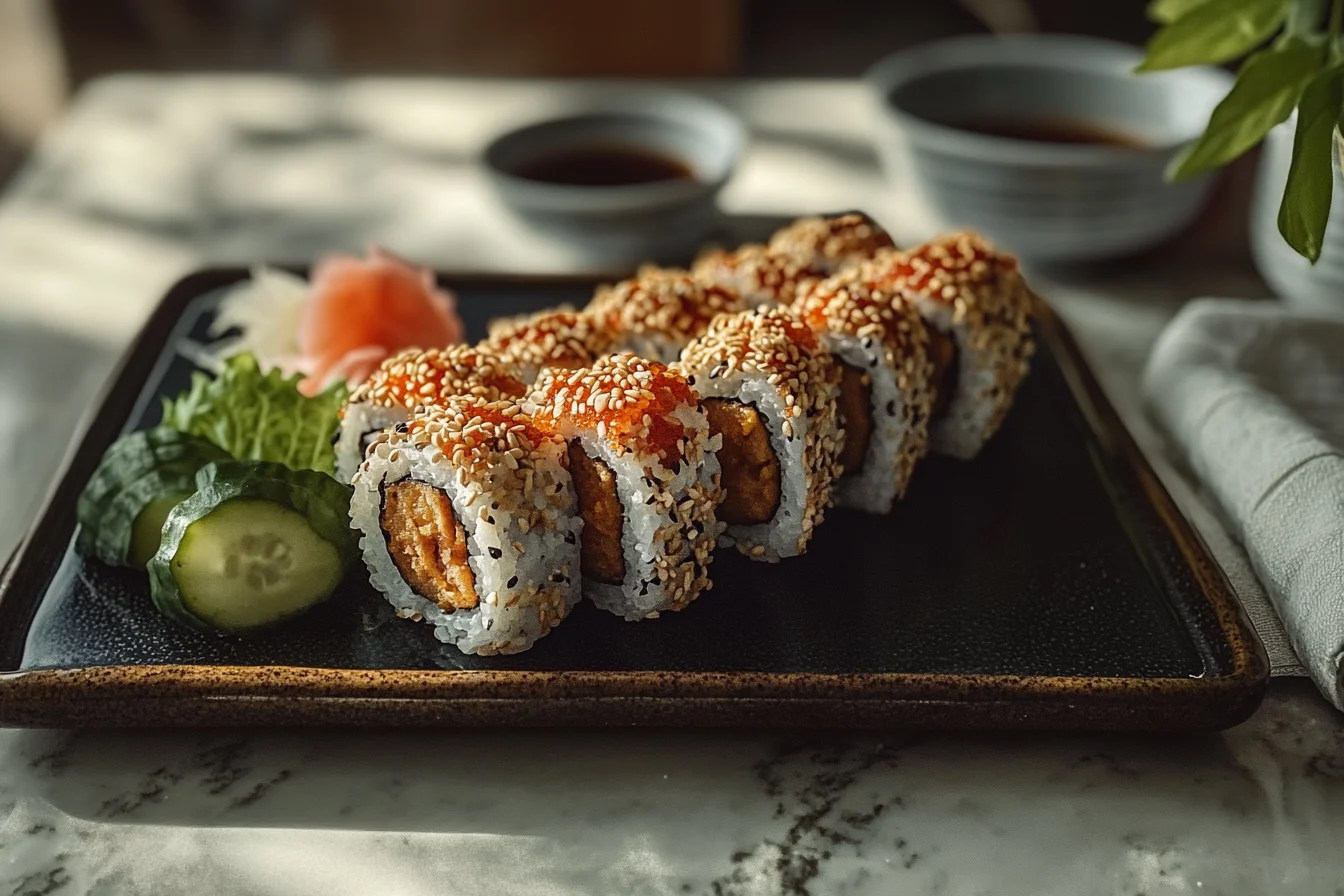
(512, 145), (694, 186)
(951, 117), (1146, 149)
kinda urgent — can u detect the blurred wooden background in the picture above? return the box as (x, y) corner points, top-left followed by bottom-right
(0, 0), (1154, 187)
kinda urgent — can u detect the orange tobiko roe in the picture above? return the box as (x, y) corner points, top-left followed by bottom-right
(297, 248), (465, 395)
(871, 233), (1020, 303)
(534, 355), (697, 460)
(406, 400), (554, 458)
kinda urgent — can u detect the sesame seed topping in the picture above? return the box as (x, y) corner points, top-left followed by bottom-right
(767, 212), (896, 273)
(478, 309), (612, 379)
(691, 243), (825, 307)
(529, 353), (699, 461)
(587, 267), (747, 348)
(345, 345), (528, 415)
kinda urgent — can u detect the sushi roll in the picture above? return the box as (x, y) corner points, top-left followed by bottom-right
(349, 397), (583, 655)
(768, 212), (896, 273)
(677, 307), (842, 561)
(865, 232), (1035, 460)
(334, 345), (527, 483)
(527, 354), (724, 620)
(479, 308), (612, 384)
(586, 266), (747, 363)
(691, 243), (826, 308)
(794, 273), (935, 513)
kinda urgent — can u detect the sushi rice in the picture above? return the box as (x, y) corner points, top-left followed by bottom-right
(677, 307), (842, 561)
(864, 232), (1035, 460)
(794, 273), (935, 513)
(349, 399), (581, 655)
(527, 354), (724, 620)
(333, 345), (526, 482)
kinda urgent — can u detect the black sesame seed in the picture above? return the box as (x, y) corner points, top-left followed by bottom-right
(486, 515), (495, 525)
(646, 494), (657, 504)
(394, 422), (410, 434)
(686, 375), (696, 385)
(550, 572), (566, 583)
(488, 547), (502, 559)
(886, 400), (896, 416)
(507, 575), (518, 588)
(639, 580), (651, 596)
(564, 531), (576, 544)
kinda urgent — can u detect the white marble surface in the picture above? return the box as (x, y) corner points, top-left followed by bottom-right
(0, 76), (1341, 894)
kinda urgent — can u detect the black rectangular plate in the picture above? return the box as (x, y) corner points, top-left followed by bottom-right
(0, 269), (1267, 729)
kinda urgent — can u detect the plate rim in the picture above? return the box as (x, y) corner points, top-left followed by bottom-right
(0, 267), (1270, 729)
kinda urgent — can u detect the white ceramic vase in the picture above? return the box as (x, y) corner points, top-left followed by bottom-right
(1250, 119), (1344, 312)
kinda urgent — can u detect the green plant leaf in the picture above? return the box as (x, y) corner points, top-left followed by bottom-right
(1278, 69), (1341, 261)
(1147, 0), (1216, 24)
(1168, 37), (1322, 179)
(1137, 0), (1290, 70)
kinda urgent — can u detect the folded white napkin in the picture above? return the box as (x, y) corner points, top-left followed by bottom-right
(1143, 299), (1344, 709)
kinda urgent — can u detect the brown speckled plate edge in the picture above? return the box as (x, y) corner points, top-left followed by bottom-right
(0, 270), (1269, 730)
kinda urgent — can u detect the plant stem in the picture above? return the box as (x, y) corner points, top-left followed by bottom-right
(1332, 0), (1343, 39)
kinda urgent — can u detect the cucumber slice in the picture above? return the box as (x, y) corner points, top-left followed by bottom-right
(147, 460), (357, 634)
(128, 490), (192, 569)
(169, 499), (343, 632)
(76, 428), (229, 567)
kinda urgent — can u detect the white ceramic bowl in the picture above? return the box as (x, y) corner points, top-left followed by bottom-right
(482, 89), (745, 266)
(867, 35), (1234, 263)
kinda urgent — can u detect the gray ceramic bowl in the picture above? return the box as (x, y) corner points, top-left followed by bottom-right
(482, 89), (745, 266)
(867, 35), (1233, 262)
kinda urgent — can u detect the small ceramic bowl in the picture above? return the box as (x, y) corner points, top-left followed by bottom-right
(482, 90), (745, 266)
(867, 34), (1234, 263)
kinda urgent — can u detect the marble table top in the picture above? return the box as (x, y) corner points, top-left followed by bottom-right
(0, 76), (1340, 895)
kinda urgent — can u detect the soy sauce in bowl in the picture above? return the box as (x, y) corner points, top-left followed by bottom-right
(947, 117), (1148, 149)
(510, 144), (695, 187)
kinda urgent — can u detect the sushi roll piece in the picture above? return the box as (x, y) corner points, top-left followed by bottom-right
(527, 353), (724, 620)
(479, 308), (612, 383)
(334, 345), (527, 483)
(768, 212), (896, 273)
(586, 266), (747, 363)
(794, 273), (935, 513)
(349, 398), (583, 655)
(691, 243), (826, 308)
(484, 303), (579, 340)
(677, 307), (843, 561)
(865, 232), (1035, 460)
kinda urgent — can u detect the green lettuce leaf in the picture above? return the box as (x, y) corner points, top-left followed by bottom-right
(160, 353), (347, 476)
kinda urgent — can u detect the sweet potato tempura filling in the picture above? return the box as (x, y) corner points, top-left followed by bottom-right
(703, 398), (781, 525)
(836, 363), (872, 475)
(928, 329), (960, 419)
(381, 481), (478, 610)
(567, 441), (625, 584)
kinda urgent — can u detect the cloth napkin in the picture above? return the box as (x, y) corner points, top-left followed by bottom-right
(1143, 299), (1344, 710)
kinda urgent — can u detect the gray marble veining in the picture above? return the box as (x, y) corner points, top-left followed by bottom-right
(0, 681), (1342, 895)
